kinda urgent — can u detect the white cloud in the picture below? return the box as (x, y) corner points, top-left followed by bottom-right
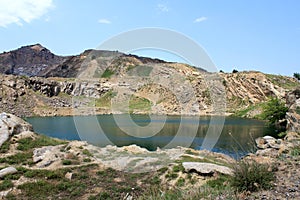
(98, 18), (111, 24)
(0, 0), (54, 27)
(194, 17), (207, 23)
(157, 4), (169, 12)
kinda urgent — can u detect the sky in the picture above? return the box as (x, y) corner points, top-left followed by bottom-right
(0, 0), (299, 76)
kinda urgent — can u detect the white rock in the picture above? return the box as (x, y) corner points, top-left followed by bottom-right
(0, 166), (17, 178)
(182, 162), (233, 175)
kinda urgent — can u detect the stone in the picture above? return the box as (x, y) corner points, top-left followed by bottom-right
(0, 166), (17, 178)
(182, 162), (233, 175)
(65, 172), (73, 180)
(256, 136), (281, 150)
(0, 112), (33, 147)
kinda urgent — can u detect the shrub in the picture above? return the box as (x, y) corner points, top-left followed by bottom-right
(231, 160), (274, 192)
(294, 73), (300, 81)
(232, 69), (238, 73)
(62, 160), (72, 165)
(260, 98), (288, 132)
(101, 69), (114, 78)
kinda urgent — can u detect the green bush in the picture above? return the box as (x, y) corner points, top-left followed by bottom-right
(62, 160), (72, 165)
(101, 69), (114, 78)
(231, 160), (274, 192)
(294, 72), (300, 81)
(261, 98), (288, 124)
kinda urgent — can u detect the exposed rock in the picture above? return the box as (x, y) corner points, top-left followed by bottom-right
(255, 136), (282, 150)
(0, 166), (17, 178)
(182, 162), (233, 175)
(286, 88), (300, 133)
(0, 112), (33, 147)
(65, 172), (73, 180)
(32, 145), (64, 168)
(284, 131), (300, 141)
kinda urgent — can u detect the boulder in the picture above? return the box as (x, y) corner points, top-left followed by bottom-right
(255, 136), (281, 150)
(0, 112), (33, 147)
(33, 145), (64, 168)
(0, 166), (17, 178)
(182, 162), (233, 176)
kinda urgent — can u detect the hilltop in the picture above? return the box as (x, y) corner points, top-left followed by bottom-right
(0, 44), (299, 117)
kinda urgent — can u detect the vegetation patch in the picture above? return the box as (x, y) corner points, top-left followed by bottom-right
(231, 160), (274, 192)
(127, 65), (153, 77)
(17, 135), (66, 151)
(129, 96), (152, 112)
(0, 180), (14, 191)
(0, 152), (33, 165)
(266, 74), (299, 90)
(94, 90), (117, 108)
(0, 140), (10, 153)
(101, 69), (114, 78)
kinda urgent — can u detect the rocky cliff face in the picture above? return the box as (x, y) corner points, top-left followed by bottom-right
(0, 44), (67, 76)
(286, 88), (300, 133)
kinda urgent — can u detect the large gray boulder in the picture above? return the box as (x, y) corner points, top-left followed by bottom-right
(182, 162), (233, 175)
(0, 112), (33, 147)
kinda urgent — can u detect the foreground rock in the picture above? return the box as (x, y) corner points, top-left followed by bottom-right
(0, 112), (33, 147)
(182, 162), (233, 175)
(286, 88), (300, 133)
(0, 166), (17, 178)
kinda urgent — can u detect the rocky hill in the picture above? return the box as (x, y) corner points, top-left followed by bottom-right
(0, 45), (299, 117)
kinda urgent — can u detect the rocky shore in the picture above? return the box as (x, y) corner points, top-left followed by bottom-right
(0, 109), (299, 199)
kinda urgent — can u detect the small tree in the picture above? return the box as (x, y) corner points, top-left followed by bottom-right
(294, 73), (300, 81)
(261, 98), (288, 134)
(232, 69), (238, 73)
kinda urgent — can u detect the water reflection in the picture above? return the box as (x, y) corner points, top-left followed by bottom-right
(26, 114), (268, 158)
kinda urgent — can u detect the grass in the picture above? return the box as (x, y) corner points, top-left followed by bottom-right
(290, 146), (300, 156)
(266, 74), (299, 90)
(129, 96), (152, 112)
(176, 178), (185, 187)
(5, 164), (155, 199)
(172, 164), (184, 173)
(17, 135), (66, 151)
(296, 106), (300, 115)
(82, 149), (93, 157)
(101, 69), (114, 78)
(94, 90), (117, 108)
(127, 65), (153, 77)
(0, 180), (14, 191)
(231, 160), (274, 192)
(0, 152), (33, 165)
(0, 140), (10, 153)
(233, 102), (265, 118)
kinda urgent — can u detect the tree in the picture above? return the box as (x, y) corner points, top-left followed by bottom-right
(261, 98), (288, 131)
(294, 73), (300, 81)
(232, 69), (238, 73)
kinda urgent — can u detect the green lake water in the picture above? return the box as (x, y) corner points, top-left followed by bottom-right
(25, 114), (269, 158)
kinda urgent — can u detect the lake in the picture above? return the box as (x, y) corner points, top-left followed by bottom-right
(25, 114), (268, 158)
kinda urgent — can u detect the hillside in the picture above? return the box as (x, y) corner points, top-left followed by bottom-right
(0, 44), (299, 117)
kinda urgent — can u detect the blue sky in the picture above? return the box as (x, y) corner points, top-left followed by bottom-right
(0, 0), (299, 76)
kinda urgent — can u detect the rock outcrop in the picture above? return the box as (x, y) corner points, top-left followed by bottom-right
(182, 162), (233, 175)
(0, 112), (33, 147)
(286, 88), (300, 133)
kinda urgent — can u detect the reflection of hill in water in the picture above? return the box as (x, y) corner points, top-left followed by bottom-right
(26, 115), (268, 157)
